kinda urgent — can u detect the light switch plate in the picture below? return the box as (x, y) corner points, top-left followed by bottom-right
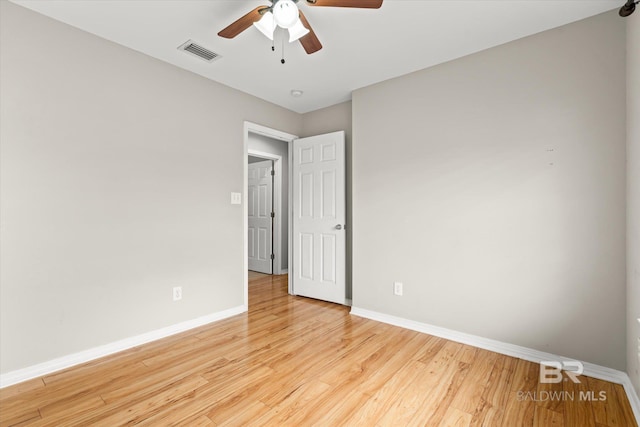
(231, 192), (242, 205)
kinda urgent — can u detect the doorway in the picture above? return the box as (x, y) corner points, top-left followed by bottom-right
(243, 122), (297, 308)
(243, 123), (348, 309)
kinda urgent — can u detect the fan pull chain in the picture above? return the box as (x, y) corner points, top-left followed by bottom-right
(281, 30), (286, 64)
(266, 27), (286, 64)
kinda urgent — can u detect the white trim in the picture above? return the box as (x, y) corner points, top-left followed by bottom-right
(0, 305), (246, 389)
(350, 306), (640, 423)
(248, 149), (284, 275)
(288, 139), (294, 295)
(243, 121), (297, 305)
(622, 377), (640, 423)
(247, 122), (296, 143)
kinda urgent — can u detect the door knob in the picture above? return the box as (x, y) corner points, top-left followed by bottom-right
(335, 224), (343, 230)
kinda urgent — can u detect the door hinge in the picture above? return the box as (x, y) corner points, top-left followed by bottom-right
(271, 212), (275, 218)
(270, 253), (275, 260)
(271, 170), (275, 176)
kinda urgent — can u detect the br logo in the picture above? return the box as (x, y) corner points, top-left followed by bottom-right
(539, 361), (583, 384)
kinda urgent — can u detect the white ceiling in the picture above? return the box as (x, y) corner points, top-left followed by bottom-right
(12, 0), (619, 113)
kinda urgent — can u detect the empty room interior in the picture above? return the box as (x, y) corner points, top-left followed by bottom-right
(1, 0), (639, 425)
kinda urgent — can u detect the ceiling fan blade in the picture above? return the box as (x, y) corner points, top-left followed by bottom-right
(218, 6), (268, 39)
(305, 0), (382, 8)
(298, 10), (322, 54)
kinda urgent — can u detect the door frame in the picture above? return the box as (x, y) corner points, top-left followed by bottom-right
(243, 121), (297, 307)
(248, 150), (282, 275)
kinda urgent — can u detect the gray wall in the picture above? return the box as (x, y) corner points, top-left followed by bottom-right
(0, 1), (301, 374)
(247, 133), (289, 272)
(352, 11), (626, 370)
(302, 102), (353, 298)
(627, 11), (640, 394)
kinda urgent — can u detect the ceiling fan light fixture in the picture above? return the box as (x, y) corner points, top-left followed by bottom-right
(273, 0), (299, 29)
(288, 19), (310, 42)
(253, 11), (275, 40)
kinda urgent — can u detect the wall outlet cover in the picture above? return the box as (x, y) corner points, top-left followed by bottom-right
(394, 282), (403, 296)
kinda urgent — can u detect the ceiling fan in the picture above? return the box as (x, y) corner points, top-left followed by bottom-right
(218, 0), (383, 55)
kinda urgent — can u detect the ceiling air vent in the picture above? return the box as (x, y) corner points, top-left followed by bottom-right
(178, 40), (220, 63)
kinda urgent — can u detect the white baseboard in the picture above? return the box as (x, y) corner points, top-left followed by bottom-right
(0, 305), (247, 389)
(350, 306), (640, 424)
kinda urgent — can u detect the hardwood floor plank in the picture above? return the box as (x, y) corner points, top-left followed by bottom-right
(0, 379), (45, 401)
(0, 408), (41, 427)
(587, 377), (626, 427)
(315, 331), (402, 387)
(299, 332), (430, 426)
(89, 375), (210, 426)
(449, 349), (498, 414)
(613, 383), (639, 427)
(100, 355), (228, 404)
(470, 353), (518, 425)
(533, 406), (564, 426)
(511, 358), (539, 392)
(140, 333), (240, 367)
(469, 362), (512, 427)
(137, 364), (274, 426)
(501, 390), (535, 427)
(37, 395), (105, 421)
(345, 341), (464, 425)
(456, 344), (479, 365)
(309, 390), (371, 426)
(376, 357), (466, 426)
(204, 381), (274, 425)
(0, 360), (149, 418)
(0, 273), (636, 427)
(563, 376), (596, 427)
(342, 360), (430, 425)
(535, 373), (565, 413)
(175, 414), (215, 426)
(409, 359), (470, 427)
(437, 407), (473, 427)
(415, 335), (448, 365)
(254, 321), (383, 408)
(352, 333), (437, 397)
(254, 379), (332, 425)
(216, 400), (271, 426)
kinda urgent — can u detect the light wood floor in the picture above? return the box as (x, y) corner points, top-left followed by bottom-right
(0, 273), (636, 426)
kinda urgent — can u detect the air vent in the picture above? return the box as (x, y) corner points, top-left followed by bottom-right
(178, 40), (220, 62)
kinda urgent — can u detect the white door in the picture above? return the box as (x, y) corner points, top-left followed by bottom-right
(292, 131), (346, 304)
(248, 160), (273, 274)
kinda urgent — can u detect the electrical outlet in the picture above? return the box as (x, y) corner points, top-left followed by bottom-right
(173, 286), (182, 301)
(393, 282), (403, 296)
